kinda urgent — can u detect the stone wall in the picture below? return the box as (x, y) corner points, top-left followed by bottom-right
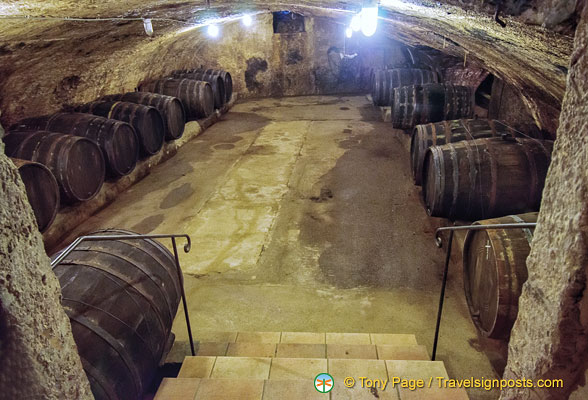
(500, 2), (588, 398)
(0, 150), (92, 398)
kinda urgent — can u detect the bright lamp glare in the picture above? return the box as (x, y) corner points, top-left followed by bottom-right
(345, 27), (353, 38)
(350, 14), (361, 32)
(208, 24), (219, 37)
(242, 14), (253, 27)
(360, 7), (378, 37)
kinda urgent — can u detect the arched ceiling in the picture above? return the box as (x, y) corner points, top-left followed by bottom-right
(0, 0), (575, 131)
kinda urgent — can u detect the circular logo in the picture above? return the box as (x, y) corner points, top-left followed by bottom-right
(314, 373), (334, 393)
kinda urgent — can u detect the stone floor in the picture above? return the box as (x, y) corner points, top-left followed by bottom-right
(60, 95), (500, 399)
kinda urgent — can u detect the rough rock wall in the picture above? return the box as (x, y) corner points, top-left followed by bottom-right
(500, 2), (588, 398)
(0, 150), (92, 398)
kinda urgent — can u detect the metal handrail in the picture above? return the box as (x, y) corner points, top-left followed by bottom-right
(51, 233), (196, 357)
(431, 222), (537, 361)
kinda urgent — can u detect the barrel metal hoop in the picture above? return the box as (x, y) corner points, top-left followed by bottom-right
(519, 141), (539, 204)
(71, 313), (143, 397)
(70, 247), (175, 325)
(59, 258), (169, 337)
(484, 141), (499, 217)
(62, 297), (158, 363)
(80, 355), (121, 400)
(448, 143), (460, 219)
(510, 215), (534, 244)
(107, 101), (122, 120)
(463, 140), (478, 218)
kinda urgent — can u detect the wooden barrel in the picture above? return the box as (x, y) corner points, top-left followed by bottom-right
(11, 113), (138, 178)
(51, 229), (182, 400)
(173, 68), (233, 103)
(422, 137), (553, 221)
(10, 158), (59, 233)
(100, 92), (186, 141)
(76, 102), (165, 157)
(392, 84), (474, 129)
(4, 131), (105, 204)
(171, 73), (225, 110)
(139, 78), (214, 120)
(410, 119), (547, 185)
(371, 68), (438, 106)
(463, 212), (537, 339)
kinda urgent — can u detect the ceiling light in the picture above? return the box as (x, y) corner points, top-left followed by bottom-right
(242, 14), (253, 27)
(346, 27), (353, 38)
(207, 24), (219, 38)
(350, 14), (361, 32)
(360, 6), (378, 37)
(143, 19), (154, 36)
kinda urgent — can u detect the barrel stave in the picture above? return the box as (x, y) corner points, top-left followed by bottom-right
(140, 78), (214, 120)
(372, 68), (438, 106)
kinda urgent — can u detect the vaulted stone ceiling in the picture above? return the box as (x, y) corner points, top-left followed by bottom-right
(0, 1), (576, 131)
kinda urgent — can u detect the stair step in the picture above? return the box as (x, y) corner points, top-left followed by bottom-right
(178, 356), (448, 381)
(154, 377), (469, 399)
(188, 331), (418, 345)
(193, 342), (429, 360)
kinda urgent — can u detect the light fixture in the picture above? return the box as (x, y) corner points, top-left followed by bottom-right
(207, 24), (219, 38)
(143, 19), (154, 36)
(360, 6), (378, 37)
(242, 14), (253, 27)
(346, 27), (353, 38)
(350, 14), (361, 32)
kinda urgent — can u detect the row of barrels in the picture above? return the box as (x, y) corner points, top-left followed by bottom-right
(371, 68), (475, 129)
(4, 68), (232, 233)
(406, 118), (553, 340)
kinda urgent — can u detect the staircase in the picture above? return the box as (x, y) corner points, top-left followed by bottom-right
(154, 331), (469, 399)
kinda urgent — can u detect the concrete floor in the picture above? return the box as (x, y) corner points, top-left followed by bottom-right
(62, 96), (500, 399)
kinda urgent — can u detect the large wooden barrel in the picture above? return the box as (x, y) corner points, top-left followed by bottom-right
(173, 68), (233, 103)
(410, 119), (547, 185)
(100, 92), (186, 141)
(422, 137), (553, 221)
(4, 131), (105, 204)
(139, 78), (214, 120)
(11, 113), (138, 178)
(76, 101), (165, 157)
(10, 158), (59, 233)
(463, 213), (537, 339)
(371, 68), (438, 106)
(171, 72), (226, 109)
(51, 230), (182, 400)
(392, 84), (474, 129)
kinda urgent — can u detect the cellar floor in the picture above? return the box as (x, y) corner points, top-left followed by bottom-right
(63, 95), (499, 399)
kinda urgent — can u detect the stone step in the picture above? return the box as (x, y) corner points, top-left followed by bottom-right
(177, 356), (449, 381)
(188, 331), (419, 345)
(192, 342), (429, 360)
(154, 377), (470, 399)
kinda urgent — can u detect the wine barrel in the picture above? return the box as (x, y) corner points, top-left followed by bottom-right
(422, 137), (553, 221)
(411, 119), (547, 185)
(172, 68), (233, 103)
(76, 101), (165, 157)
(392, 84), (474, 129)
(139, 78), (214, 120)
(51, 230), (182, 400)
(371, 68), (438, 107)
(100, 92), (186, 141)
(10, 158), (59, 233)
(4, 131), (105, 204)
(11, 113), (138, 178)
(463, 212), (537, 339)
(171, 73), (226, 110)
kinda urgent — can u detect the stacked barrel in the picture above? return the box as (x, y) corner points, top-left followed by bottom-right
(407, 117), (553, 340)
(4, 66), (231, 234)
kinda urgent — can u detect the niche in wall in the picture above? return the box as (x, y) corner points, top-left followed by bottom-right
(273, 11), (306, 34)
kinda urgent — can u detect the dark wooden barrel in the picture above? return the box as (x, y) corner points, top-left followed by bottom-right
(422, 137), (553, 221)
(463, 212), (537, 339)
(51, 230), (182, 400)
(371, 68), (438, 106)
(4, 131), (105, 204)
(10, 113), (138, 178)
(173, 68), (232, 103)
(392, 84), (474, 129)
(100, 92), (186, 141)
(10, 158), (59, 233)
(139, 79), (214, 120)
(410, 119), (547, 185)
(171, 73), (225, 110)
(76, 102), (165, 157)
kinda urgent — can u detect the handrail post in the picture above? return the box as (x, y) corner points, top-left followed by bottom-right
(432, 229), (453, 361)
(172, 237), (196, 356)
